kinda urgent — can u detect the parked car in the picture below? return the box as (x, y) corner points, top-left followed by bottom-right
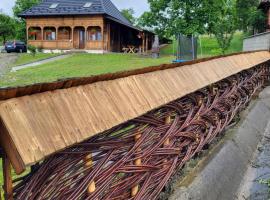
(5, 41), (27, 53)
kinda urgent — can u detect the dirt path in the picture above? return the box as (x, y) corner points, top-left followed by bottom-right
(0, 53), (18, 76)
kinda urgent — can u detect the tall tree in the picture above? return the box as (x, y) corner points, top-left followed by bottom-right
(13, 0), (41, 41)
(211, 0), (237, 54)
(138, 0), (215, 38)
(0, 13), (16, 44)
(235, 0), (261, 32)
(121, 8), (136, 25)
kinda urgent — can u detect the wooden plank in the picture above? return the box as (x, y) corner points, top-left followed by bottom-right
(3, 153), (13, 200)
(0, 120), (25, 174)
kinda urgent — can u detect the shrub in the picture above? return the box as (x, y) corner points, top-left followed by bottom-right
(27, 45), (37, 57)
(37, 46), (43, 53)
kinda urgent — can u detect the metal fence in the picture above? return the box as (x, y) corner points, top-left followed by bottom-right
(176, 34), (197, 61)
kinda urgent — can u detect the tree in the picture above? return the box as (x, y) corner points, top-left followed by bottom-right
(248, 8), (267, 34)
(138, 0), (216, 38)
(13, 0), (41, 41)
(211, 0), (237, 54)
(121, 8), (136, 25)
(0, 13), (16, 44)
(13, 0), (41, 17)
(235, 0), (260, 32)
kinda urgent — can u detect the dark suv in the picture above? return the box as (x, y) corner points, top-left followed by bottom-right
(5, 41), (27, 53)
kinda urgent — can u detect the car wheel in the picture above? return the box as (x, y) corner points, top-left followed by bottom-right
(7, 51), (10, 53)
(19, 49), (23, 53)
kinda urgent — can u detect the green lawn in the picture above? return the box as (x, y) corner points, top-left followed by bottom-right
(0, 33), (244, 88)
(13, 53), (60, 66)
(160, 32), (244, 57)
(0, 54), (174, 87)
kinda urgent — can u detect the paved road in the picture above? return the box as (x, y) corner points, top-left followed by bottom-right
(237, 88), (270, 200)
(0, 53), (18, 76)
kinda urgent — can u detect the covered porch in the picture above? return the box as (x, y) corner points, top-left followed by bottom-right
(27, 21), (154, 53)
(27, 25), (105, 51)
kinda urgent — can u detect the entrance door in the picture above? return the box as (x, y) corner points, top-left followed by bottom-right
(79, 30), (85, 49)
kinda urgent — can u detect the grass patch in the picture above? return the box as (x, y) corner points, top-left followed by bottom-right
(197, 32), (244, 57)
(13, 53), (61, 66)
(0, 54), (173, 87)
(160, 32), (244, 58)
(160, 41), (177, 55)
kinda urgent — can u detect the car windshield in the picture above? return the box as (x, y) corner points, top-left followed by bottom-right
(6, 42), (14, 45)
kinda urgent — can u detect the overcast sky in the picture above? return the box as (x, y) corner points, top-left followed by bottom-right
(0, 0), (149, 17)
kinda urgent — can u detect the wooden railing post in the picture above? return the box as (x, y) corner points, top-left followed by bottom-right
(131, 132), (142, 197)
(3, 153), (13, 200)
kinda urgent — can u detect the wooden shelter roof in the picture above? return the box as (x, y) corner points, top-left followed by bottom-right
(0, 51), (269, 174)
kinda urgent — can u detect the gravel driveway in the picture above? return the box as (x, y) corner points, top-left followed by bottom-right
(0, 53), (18, 76)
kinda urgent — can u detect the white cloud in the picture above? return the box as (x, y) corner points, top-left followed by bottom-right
(0, 0), (15, 16)
(112, 0), (149, 17)
(0, 0), (149, 17)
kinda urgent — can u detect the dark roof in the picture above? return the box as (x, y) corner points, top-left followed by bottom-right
(19, 0), (131, 26)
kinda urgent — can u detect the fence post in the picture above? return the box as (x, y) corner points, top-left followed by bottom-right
(3, 153), (13, 200)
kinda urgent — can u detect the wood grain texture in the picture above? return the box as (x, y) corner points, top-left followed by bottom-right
(0, 51), (269, 174)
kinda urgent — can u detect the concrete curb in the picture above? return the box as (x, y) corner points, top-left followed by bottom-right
(169, 87), (270, 200)
(11, 54), (71, 72)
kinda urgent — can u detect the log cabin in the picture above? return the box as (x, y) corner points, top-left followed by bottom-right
(19, 0), (154, 53)
(259, 0), (270, 32)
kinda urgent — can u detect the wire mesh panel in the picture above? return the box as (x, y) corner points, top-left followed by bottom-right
(176, 34), (197, 61)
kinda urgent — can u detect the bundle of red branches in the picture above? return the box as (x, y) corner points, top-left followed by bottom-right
(13, 64), (269, 200)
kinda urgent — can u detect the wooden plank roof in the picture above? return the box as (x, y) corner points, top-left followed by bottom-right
(0, 51), (269, 174)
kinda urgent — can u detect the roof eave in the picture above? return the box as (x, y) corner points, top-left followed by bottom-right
(19, 12), (105, 18)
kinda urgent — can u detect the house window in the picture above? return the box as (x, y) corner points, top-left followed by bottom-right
(83, 2), (92, 8)
(44, 27), (56, 40)
(49, 3), (58, 9)
(87, 26), (102, 41)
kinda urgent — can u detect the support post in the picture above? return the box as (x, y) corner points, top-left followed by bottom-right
(131, 132), (142, 197)
(41, 26), (44, 41)
(146, 33), (149, 53)
(3, 153), (13, 200)
(142, 33), (145, 54)
(84, 27), (87, 50)
(71, 27), (74, 49)
(56, 26), (58, 49)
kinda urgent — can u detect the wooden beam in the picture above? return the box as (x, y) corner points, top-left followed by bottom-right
(146, 34), (149, 52)
(0, 119), (25, 175)
(3, 153), (13, 200)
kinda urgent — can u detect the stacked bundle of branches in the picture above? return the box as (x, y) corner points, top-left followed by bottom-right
(13, 65), (269, 200)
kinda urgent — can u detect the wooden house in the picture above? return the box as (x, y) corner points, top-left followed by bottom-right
(19, 0), (154, 53)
